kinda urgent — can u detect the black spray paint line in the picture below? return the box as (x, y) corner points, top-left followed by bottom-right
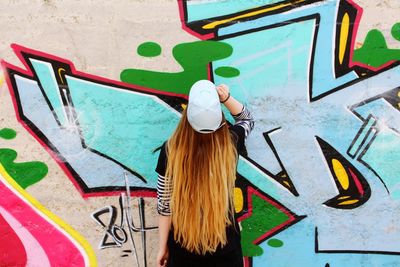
(91, 171), (157, 266)
(91, 205), (126, 249)
(138, 197), (147, 267)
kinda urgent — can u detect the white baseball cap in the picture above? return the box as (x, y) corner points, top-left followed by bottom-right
(187, 80), (223, 133)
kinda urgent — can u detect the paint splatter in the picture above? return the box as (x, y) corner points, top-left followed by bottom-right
(240, 192), (290, 257)
(120, 40), (240, 95)
(392, 22), (400, 41)
(0, 128), (17, 140)
(267, 238), (284, 248)
(353, 25), (400, 68)
(215, 66), (240, 78)
(0, 148), (48, 189)
(137, 42), (162, 57)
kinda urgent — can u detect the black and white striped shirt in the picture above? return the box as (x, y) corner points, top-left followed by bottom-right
(156, 106), (254, 216)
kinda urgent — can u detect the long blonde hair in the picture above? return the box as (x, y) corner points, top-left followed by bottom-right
(165, 108), (238, 255)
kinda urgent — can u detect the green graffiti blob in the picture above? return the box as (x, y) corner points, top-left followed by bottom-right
(137, 42), (162, 57)
(241, 193), (290, 257)
(215, 66), (240, 78)
(0, 148), (48, 189)
(0, 128), (17, 140)
(267, 238), (284, 248)
(392, 22), (400, 41)
(353, 22), (400, 68)
(120, 40), (240, 95)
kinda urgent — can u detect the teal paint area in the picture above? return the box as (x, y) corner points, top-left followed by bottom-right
(212, 19), (314, 102)
(66, 76), (180, 186)
(254, 219), (400, 266)
(353, 98), (400, 199)
(362, 128), (400, 199)
(215, 0), (359, 99)
(185, 0), (285, 23)
(0, 128), (17, 140)
(237, 158), (278, 199)
(13, 73), (154, 191)
(347, 117), (376, 157)
(0, 148), (48, 189)
(121, 40), (239, 95)
(30, 59), (67, 125)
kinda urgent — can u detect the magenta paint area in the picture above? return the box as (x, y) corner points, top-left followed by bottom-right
(0, 179), (86, 266)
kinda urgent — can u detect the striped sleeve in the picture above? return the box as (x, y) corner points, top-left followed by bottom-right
(157, 174), (172, 216)
(231, 106), (255, 139)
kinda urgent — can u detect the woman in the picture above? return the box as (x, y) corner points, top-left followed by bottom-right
(156, 80), (254, 267)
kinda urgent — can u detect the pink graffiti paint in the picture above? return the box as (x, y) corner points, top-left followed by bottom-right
(176, 0), (215, 40)
(0, 207), (51, 266)
(348, 167), (364, 196)
(0, 179), (86, 266)
(0, 213), (27, 266)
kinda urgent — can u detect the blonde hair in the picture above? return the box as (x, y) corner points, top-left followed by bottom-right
(165, 108), (238, 255)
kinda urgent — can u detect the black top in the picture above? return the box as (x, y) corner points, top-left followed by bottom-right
(155, 107), (254, 261)
(155, 126), (246, 259)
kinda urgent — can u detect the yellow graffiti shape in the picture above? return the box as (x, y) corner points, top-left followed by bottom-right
(338, 199), (359, 205)
(339, 13), (350, 65)
(58, 68), (66, 84)
(332, 158), (349, 190)
(234, 187), (244, 213)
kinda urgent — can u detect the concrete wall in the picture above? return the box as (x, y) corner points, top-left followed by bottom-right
(0, 0), (400, 266)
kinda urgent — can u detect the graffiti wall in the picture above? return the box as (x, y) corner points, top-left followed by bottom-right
(0, 0), (399, 266)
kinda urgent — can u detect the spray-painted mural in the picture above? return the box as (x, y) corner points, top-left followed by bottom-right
(178, 0), (400, 266)
(0, 68), (95, 265)
(1, 0), (400, 266)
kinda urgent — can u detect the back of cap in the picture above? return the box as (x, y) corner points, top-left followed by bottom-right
(187, 80), (222, 133)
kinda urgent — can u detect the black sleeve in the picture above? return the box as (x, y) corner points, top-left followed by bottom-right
(229, 125), (248, 157)
(155, 142), (167, 176)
